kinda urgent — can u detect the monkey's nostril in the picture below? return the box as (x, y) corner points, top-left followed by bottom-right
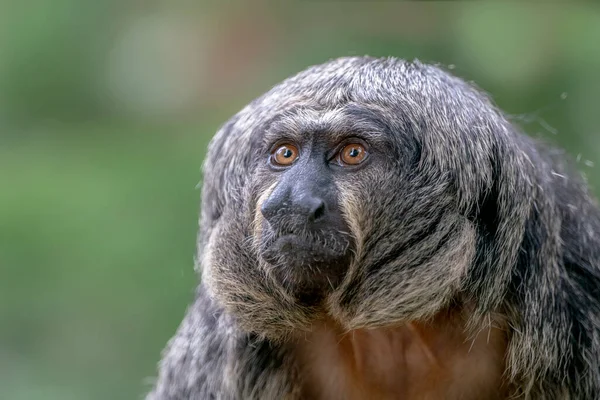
(260, 199), (277, 222)
(310, 200), (326, 222)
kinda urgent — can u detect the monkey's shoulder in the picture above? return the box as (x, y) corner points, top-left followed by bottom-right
(148, 285), (299, 400)
(147, 286), (233, 399)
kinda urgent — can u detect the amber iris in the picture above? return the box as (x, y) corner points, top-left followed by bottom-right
(339, 143), (367, 165)
(272, 144), (299, 166)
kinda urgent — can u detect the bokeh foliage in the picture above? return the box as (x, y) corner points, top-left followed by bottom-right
(1, 1), (599, 399)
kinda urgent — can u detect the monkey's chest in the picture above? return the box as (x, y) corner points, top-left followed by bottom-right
(295, 318), (508, 400)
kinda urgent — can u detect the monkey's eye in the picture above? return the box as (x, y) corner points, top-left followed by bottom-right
(271, 144), (299, 166)
(338, 143), (368, 166)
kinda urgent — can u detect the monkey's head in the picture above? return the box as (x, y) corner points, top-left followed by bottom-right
(199, 57), (533, 339)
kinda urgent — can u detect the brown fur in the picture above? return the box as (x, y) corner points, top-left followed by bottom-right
(297, 307), (509, 400)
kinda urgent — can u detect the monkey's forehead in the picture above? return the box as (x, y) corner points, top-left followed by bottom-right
(259, 57), (475, 107)
(228, 56), (499, 139)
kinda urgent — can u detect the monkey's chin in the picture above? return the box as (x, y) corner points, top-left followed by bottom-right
(260, 234), (350, 303)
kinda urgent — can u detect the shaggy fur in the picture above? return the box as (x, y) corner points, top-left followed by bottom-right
(147, 57), (600, 399)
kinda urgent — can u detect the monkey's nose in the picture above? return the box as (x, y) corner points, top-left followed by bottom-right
(261, 193), (326, 224)
(302, 196), (326, 222)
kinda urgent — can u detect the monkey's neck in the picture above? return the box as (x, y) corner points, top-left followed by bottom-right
(294, 307), (509, 400)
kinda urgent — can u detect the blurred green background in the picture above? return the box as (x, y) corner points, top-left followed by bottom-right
(1, 1), (599, 399)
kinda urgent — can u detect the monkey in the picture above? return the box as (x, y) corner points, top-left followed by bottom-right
(146, 56), (600, 399)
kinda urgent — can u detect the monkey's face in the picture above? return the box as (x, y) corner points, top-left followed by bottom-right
(201, 58), (492, 337)
(255, 130), (384, 301)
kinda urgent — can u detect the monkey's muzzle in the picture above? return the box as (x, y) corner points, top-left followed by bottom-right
(257, 171), (354, 299)
(258, 222), (353, 300)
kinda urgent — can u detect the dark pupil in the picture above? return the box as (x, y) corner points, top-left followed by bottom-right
(349, 148), (359, 157)
(283, 148), (293, 158)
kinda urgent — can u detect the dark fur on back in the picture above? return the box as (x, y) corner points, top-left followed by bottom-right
(147, 57), (600, 399)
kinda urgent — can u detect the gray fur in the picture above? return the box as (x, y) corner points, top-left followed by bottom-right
(147, 57), (600, 399)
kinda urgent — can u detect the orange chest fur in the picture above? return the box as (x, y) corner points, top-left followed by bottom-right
(296, 313), (509, 400)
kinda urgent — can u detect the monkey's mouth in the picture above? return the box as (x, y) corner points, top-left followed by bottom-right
(269, 233), (336, 254)
(259, 229), (352, 297)
(260, 230), (349, 263)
